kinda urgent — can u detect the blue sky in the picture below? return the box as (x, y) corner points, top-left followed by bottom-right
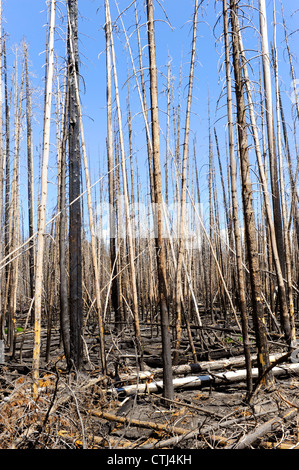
(2, 0), (299, 234)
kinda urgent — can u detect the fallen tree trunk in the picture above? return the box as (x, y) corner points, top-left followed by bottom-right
(140, 406), (279, 449)
(227, 407), (297, 449)
(109, 362), (299, 395)
(89, 409), (190, 436)
(155, 352), (285, 376)
(119, 352), (286, 385)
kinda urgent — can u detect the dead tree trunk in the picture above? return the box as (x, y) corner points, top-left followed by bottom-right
(33, 0), (56, 396)
(67, 0), (83, 370)
(3, 32), (10, 309)
(0, 8), (4, 340)
(236, 15), (292, 346)
(258, 0), (286, 283)
(24, 43), (35, 319)
(230, 0), (273, 385)
(174, 0), (199, 365)
(222, 0), (252, 396)
(146, 0), (174, 401)
(272, 1), (295, 342)
(105, 0), (143, 370)
(105, 0), (120, 333)
(68, 5), (107, 373)
(58, 78), (71, 367)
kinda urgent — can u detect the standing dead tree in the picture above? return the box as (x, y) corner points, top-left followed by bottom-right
(67, 4), (107, 374)
(222, 0), (252, 396)
(24, 42), (35, 323)
(146, 0), (174, 400)
(230, 0), (273, 385)
(57, 73), (71, 367)
(32, 0), (56, 396)
(105, 0), (120, 334)
(272, 0), (296, 342)
(0, 2), (4, 340)
(258, 0), (291, 344)
(67, 0), (83, 370)
(174, 0), (199, 366)
(3, 28), (11, 332)
(235, 8), (293, 346)
(105, 0), (143, 371)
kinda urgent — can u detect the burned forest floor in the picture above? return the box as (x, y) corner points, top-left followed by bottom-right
(1, 311), (299, 451)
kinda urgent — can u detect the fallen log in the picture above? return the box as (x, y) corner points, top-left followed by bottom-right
(109, 363), (299, 395)
(89, 409), (191, 436)
(116, 352), (285, 385)
(155, 352), (285, 376)
(58, 430), (133, 449)
(227, 407), (298, 449)
(140, 427), (199, 449)
(140, 406), (280, 449)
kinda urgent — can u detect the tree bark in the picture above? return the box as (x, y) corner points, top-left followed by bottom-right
(0, 6), (4, 340)
(68, 4), (107, 373)
(230, 0), (273, 385)
(146, 0), (174, 401)
(33, 0), (56, 396)
(258, 0), (285, 280)
(3, 32), (10, 310)
(105, 0), (120, 333)
(24, 43), (35, 322)
(58, 78), (71, 367)
(236, 15), (292, 345)
(223, 0), (252, 396)
(272, 2), (295, 342)
(174, 0), (198, 365)
(67, 0), (83, 370)
(105, 0), (143, 371)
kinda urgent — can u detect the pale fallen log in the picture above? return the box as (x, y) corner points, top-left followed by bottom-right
(109, 362), (299, 395)
(154, 352), (285, 376)
(227, 407), (298, 449)
(117, 352), (285, 385)
(140, 406), (279, 449)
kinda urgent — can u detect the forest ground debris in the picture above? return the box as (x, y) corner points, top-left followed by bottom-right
(1, 351), (299, 449)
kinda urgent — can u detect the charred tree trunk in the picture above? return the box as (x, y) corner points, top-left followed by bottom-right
(67, 0), (83, 370)
(59, 79), (71, 367)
